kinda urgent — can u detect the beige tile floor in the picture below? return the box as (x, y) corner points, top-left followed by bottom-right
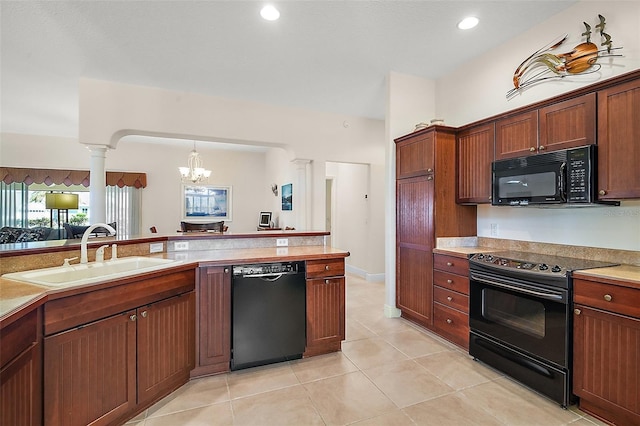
(126, 274), (607, 426)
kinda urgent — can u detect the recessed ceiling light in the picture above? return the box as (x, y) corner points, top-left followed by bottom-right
(260, 5), (280, 21)
(458, 16), (479, 30)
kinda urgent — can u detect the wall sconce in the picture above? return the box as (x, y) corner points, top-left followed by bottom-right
(46, 192), (79, 230)
(271, 184), (278, 196)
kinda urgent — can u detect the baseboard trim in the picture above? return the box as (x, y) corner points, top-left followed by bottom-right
(384, 304), (402, 318)
(345, 264), (385, 282)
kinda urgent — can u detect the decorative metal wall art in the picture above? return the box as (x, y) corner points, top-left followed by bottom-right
(507, 15), (623, 99)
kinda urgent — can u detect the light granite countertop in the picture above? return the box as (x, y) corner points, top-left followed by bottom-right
(574, 264), (640, 286)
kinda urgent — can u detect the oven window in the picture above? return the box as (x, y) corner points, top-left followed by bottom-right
(498, 172), (556, 198)
(482, 288), (545, 338)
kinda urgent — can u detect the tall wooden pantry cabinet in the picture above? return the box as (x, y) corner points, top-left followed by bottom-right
(395, 126), (477, 328)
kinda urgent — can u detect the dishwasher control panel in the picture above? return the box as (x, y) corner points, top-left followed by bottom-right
(233, 261), (304, 277)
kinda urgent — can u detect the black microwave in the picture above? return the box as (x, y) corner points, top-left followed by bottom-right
(492, 145), (614, 206)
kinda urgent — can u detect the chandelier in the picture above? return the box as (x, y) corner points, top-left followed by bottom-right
(178, 141), (211, 183)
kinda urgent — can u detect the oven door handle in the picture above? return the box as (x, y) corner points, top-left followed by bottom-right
(470, 271), (565, 301)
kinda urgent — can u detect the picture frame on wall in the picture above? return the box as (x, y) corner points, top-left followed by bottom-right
(182, 184), (232, 221)
(281, 183), (292, 211)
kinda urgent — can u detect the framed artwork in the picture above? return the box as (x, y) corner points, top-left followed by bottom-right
(182, 185), (232, 221)
(281, 183), (292, 211)
(258, 211), (272, 228)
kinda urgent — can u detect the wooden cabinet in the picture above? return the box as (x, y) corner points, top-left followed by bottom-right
(495, 93), (595, 160)
(1, 308), (41, 426)
(573, 275), (640, 425)
(539, 92), (596, 152)
(597, 78), (640, 199)
(43, 268), (195, 426)
(456, 123), (494, 204)
(396, 130), (434, 179)
(495, 110), (538, 160)
(395, 127), (476, 329)
(304, 258), (345, 357)
(192, 266), (231, 377)
(432, 254), (470, 349)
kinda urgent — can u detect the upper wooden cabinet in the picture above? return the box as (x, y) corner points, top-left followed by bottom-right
(495, 110), (538, 160)
(539, 92), (596, 152)
(597, 78), (640, 199)
(396, 130), (434, 179)
(495, 93), (596, 160)
(457, 123), (495, 204)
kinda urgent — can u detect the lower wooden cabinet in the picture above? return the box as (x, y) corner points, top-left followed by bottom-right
(304, 259), (345, 357)
(573, 275), (640, 425)
(1, 307), (41, 426)
(191, 266), (231, 377)
(432, 253), (470, 349)
(43, 269), (195, 426)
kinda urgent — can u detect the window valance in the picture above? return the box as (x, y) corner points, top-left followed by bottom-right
(0, 167), (147, 188)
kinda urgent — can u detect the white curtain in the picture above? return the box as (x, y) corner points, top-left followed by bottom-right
(0, 182), (28, 227)
(106, 185), (142, 236)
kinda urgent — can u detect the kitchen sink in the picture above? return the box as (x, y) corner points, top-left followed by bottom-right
(2, 257), (182, 287)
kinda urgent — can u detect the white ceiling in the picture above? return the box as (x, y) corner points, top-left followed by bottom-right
(1, 0), (577, 141)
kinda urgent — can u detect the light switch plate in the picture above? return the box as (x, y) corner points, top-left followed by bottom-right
(149, 243), (163, 253)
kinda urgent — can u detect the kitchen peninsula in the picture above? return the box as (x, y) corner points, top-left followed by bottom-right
(0, 230), (349, 426)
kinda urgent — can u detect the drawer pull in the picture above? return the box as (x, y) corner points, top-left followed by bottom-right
(325, 265), (330, 271)
(446, 279), (453, 284)
(446, 262), (453, 267)
(574, 309), (581, 315)
(141, 311), (148, 318)
(603, 294), (612, 302)
(447, 296), (453, 302)
(129, 314), (137, 322)
(446, 319), (452, 324)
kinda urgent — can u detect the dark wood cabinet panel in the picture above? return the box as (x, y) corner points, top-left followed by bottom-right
(397, 246), (433, 326)
(44, 311), (137, 426)
(1, 342), (40, 426)
(433, 254), (469, 277)
(597, 78), (640, 199)
(573, 305), (640, 425)
(137, 292), (195, 405)
(305, 276), (345, 357)
(306, 258), (346, 279)
(456, 123), (494, 204)
(192, 266), (231, 377)
(434, 286), (469, 314)
(539, 93), (596, 151)
(433, 303), (469, 349)
(433, 253), (470, 349)
(396, 175), (433, 247)
(495, 110), (538, 159)
(396, 131), (434, 179)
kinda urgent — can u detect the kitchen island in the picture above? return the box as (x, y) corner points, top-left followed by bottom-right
(0, 230), (349, 426)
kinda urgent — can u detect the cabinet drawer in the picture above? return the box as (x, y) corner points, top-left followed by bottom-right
(1, 308), (38, 368)
(434, 286), (469, 314)
(433, 254), (469, 277)
(433, 303), (469, 349)
(306, 258), (345, 279)
(433, 270), (469, 295)
(574, 279), (640, 318)
(44, 268), (195, 335)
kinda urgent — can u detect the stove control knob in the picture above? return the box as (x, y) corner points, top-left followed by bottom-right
(551, 265), (562, 273)
(486, 255), (494, 262)
(539, 264), (549, 271)
(477, 254), (485, 259)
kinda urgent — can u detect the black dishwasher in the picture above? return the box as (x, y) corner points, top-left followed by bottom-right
(231, 261), (306, 370)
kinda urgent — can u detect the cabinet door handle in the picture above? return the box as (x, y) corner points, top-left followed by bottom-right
(141, 311), (148, 318)
(529, 147), (536, 152)
(446, 262), (453, 267)
(574, 309), (581, 315)
(130, 314), (137, 321)
(447, 279), (453, 284)
(224, 268), (229, 274)
(447, 296), (453, 302)
(446, 319), (453, 324)
(599, 189), (606, 196)
(325, 279), (330, 284)
(538, 145), (545, 151)
(427, 168), (433, 173)
(603, 294), (612, 302)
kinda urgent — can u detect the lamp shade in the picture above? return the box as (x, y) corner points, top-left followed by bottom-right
(45, 193), (79, 210)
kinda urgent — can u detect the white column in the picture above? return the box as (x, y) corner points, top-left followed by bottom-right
(292, 159), (312, 230)
(87, 145), (109, 224)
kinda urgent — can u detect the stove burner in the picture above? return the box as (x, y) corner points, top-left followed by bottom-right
(470, 251), (617, 279)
